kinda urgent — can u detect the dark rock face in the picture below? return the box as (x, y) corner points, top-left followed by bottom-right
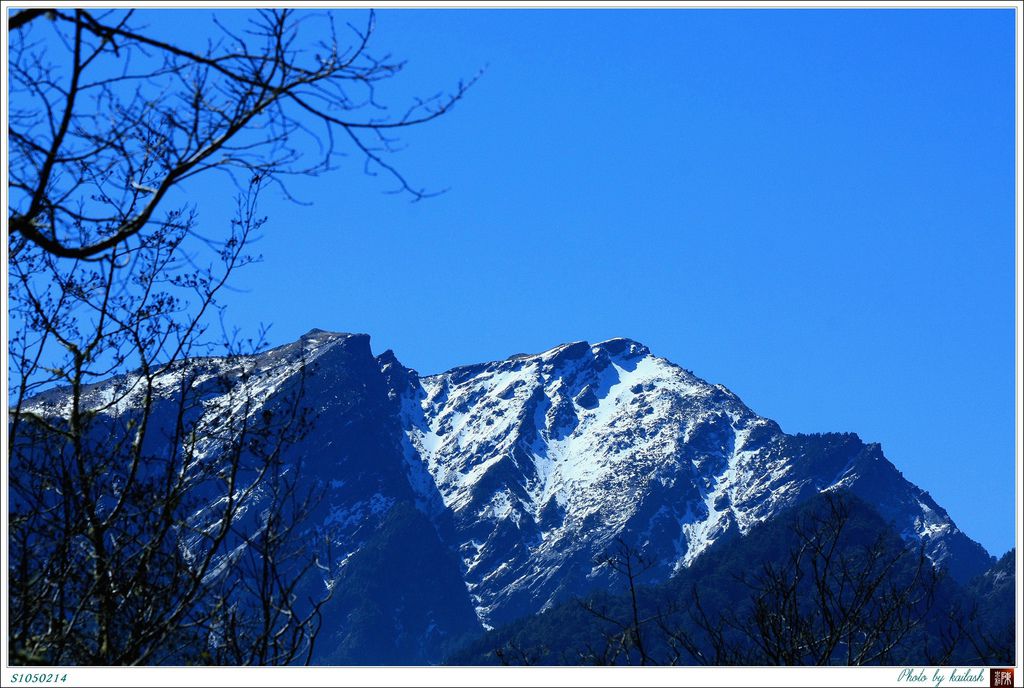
(252, 333), (481, 663)
(317, 502), (480, 665)
(17, 331), (997, 663)
(969, 548), (1017, 665)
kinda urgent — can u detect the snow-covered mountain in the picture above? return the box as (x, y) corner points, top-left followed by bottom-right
(17, 329), (995, 661)
(387, 333), (992, 629)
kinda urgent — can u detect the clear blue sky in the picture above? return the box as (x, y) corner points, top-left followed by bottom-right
(154, 8), (1017, 556)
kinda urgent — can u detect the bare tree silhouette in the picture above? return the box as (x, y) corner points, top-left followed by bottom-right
(576, 538), (658, 666)
(654, 494), (946, 666)
(8, 183), (331, 665)
(557, 494), (993, 667)
(7, 8), (473, 665)
(8, 8), (477, 261)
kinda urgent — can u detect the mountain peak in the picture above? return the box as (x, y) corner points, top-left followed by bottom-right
(540, 340), (591, 364)
(296, 329), (372, 356)
(592, 337), (650, 359)
(516, 338), (652, 366)
(300, 327), (362, 340)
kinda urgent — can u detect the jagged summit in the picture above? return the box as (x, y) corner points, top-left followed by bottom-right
(592, 336), (651, 358)
(296, 328), (370, 349)
(300, 327), (359, 339)
(450, 337), (651, 373)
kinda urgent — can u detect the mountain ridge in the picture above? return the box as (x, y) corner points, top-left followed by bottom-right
(15, 329), (996, 662)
